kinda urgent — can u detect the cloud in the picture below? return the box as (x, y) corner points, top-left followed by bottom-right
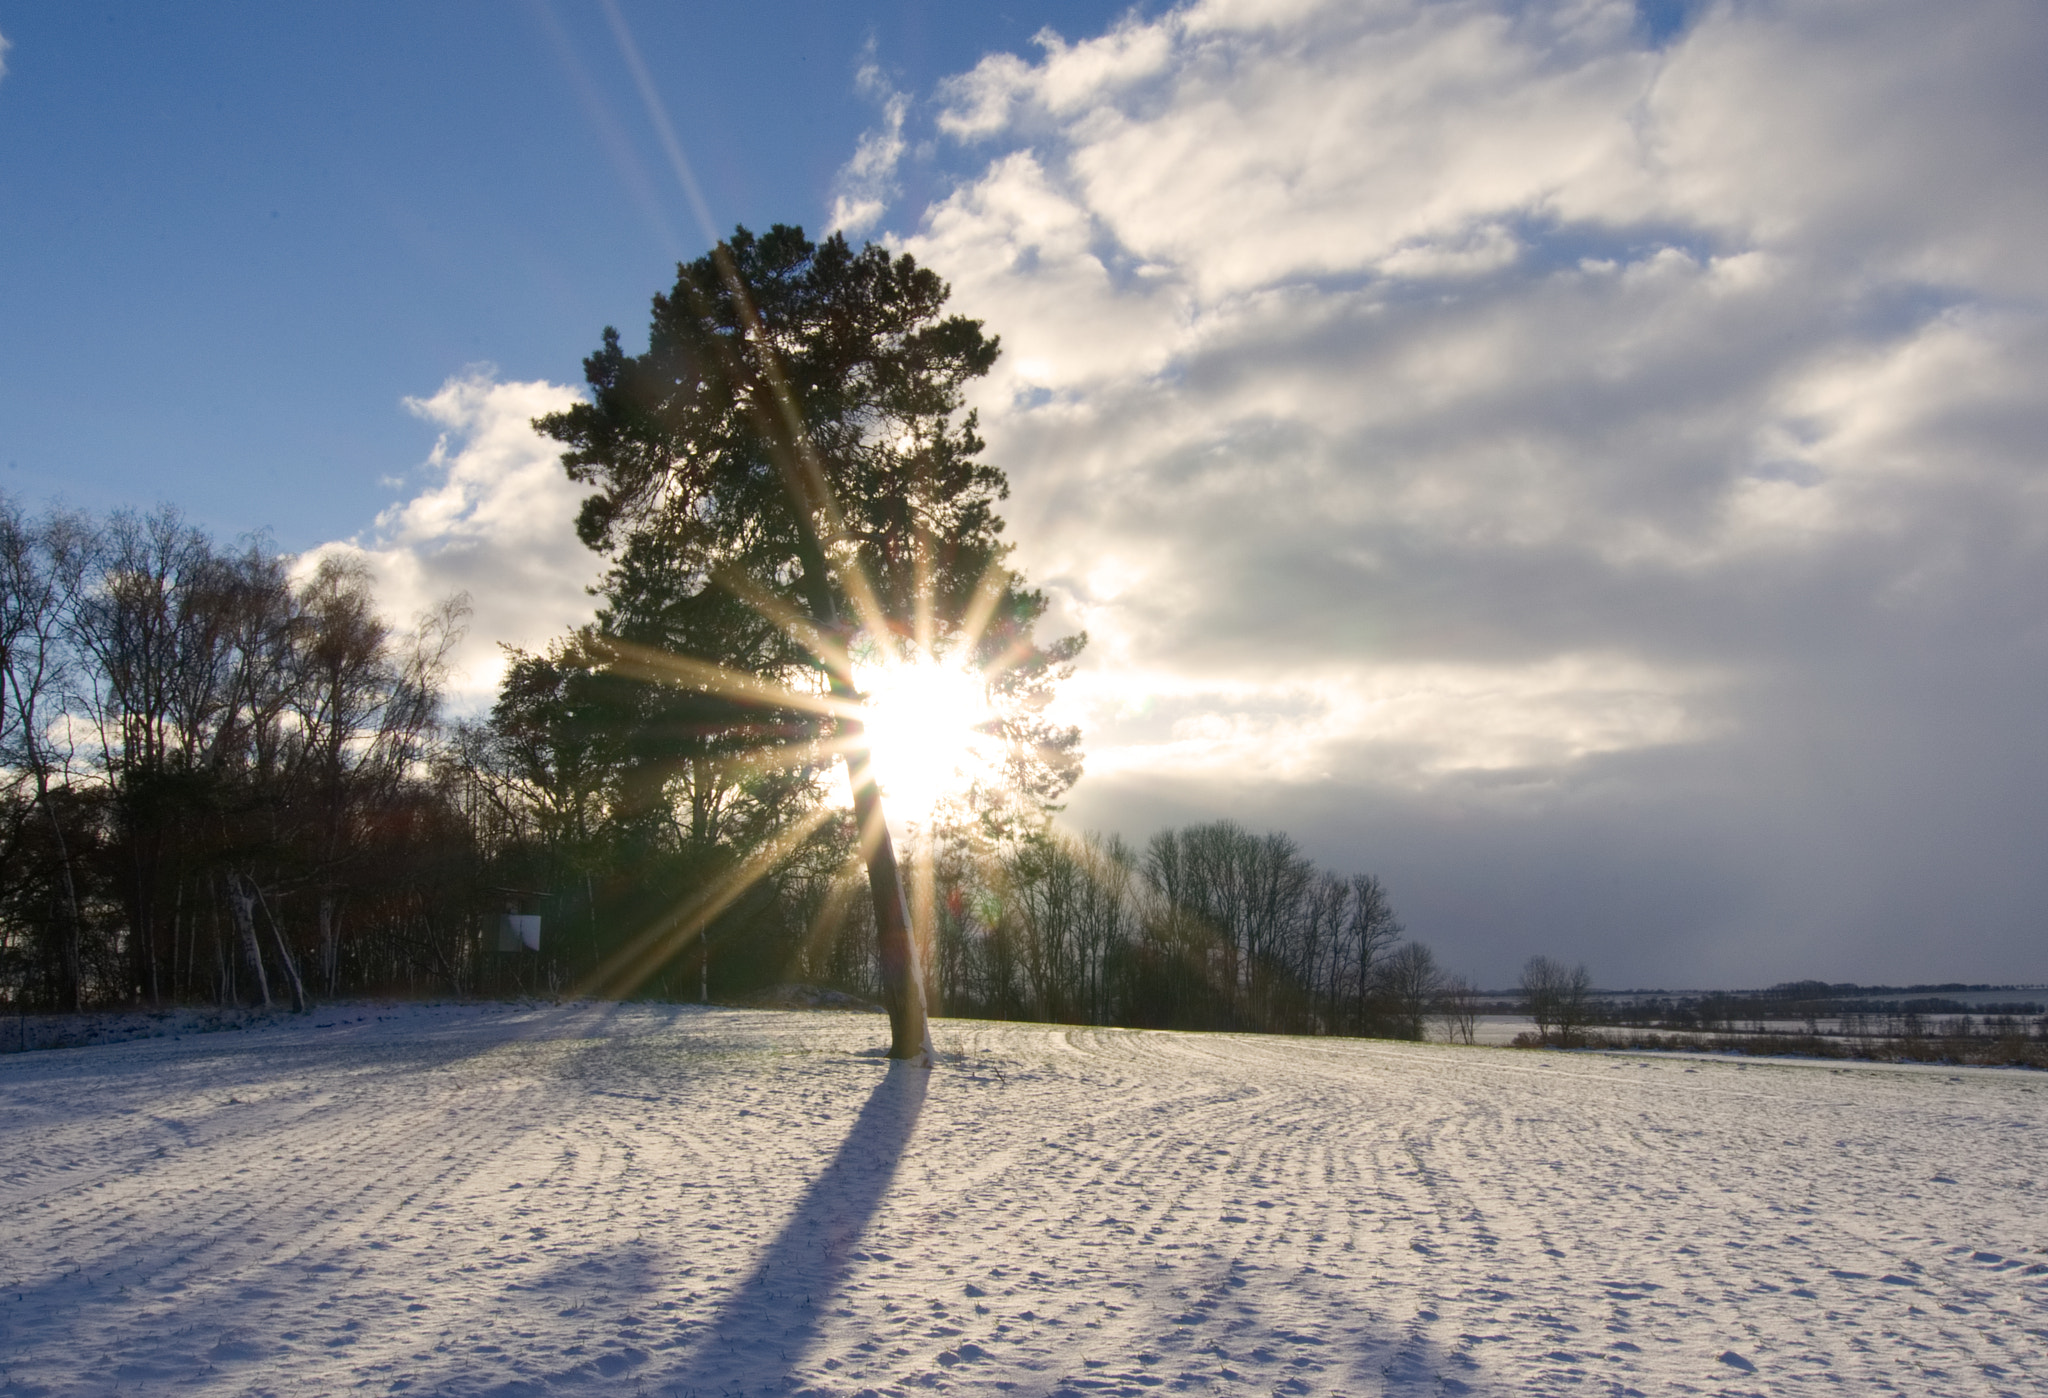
(302, 371), (601, 712)
(829, 50), (912, 235)
(878, 0), (2048, 982)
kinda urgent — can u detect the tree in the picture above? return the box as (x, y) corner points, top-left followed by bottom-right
(1377, 940), (1440, 1041)
(0, 502), (90, 1009)
(1520, 956), (1560, 1042)
(1435, 973), (1481, 1045)
(1345, 875), (1403, 1035)
(537, 225), (1082, 1059)
(1553, 959), (1594, 1044)
(1521, 955), (1592, 1046)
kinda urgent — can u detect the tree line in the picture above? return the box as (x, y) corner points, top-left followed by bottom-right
(850, 822), (1471, 1039)
(0, 500), (468, 1012)
(0, 497), (1470, 1039)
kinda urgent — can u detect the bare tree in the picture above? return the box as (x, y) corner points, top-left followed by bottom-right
(1436, 973), (1481, 1045)
(1521, 955), (1593, 1046)
(0, 502), (91, 1009)
(1378, 941), (1441, 1041)
(1071, 832), (1136, 1028)
(1346, 875), (1403, 1035)
(1521, 956), (1561, 1043)
(1553, 960), (1594, 1045)
(1005, 833), (1082, 1023)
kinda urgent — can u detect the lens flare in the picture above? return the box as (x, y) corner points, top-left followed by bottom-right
(853, 656), (999, 826)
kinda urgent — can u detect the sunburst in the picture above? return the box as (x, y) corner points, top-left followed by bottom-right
(572, 561), (1028, 1003)
(849, 652), (1001, 830)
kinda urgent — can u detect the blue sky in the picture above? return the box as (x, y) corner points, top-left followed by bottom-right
(0, 0), (1136, 542)
(7, 0), (2048, 986)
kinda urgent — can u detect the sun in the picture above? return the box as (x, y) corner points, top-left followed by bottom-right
(851, 655), (1000, 827)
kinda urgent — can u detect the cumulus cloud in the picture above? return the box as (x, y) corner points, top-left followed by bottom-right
(875, 0), (2048, 982)
(303, 372), (601, 712)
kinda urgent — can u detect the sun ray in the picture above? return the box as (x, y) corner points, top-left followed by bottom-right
(580, 50), (911, 703)
(982, 635), (1044, 681)
(596, 635), (850, 721)
(596, 0), (718, 246)
(827, 538), (897, 666)
(956, 558), (1016, 662)
(800, 849), (871, 972)
(912, 514), (936, 659)
(710, 738), (837, 782)
(573, 800), (837, 1002)
(710, 563), (852, 682)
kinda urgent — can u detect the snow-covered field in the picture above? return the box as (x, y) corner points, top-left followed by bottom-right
(3, 1004), (2044, 1397)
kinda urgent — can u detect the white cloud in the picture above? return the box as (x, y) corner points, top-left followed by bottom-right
(877, 0), (2048, 980)
(1057, 653), (1717, 786)
(1641, 0), (2048, 298)
(828, 53), (911, 235)
(302, 372), (601, 712)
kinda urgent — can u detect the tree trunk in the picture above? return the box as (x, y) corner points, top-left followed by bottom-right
(171, 877), (185, 1000)
(127, 834), (160, 1008)
(319, 894), (338, 996)
(212, 899), (230, 1007)
(846, 739), (932, 1062)
(792, 549), (932, 1063)
(226, 873), (270, 1009)
(256, 883), (307, 1014)
(36, 787), (83, 1014)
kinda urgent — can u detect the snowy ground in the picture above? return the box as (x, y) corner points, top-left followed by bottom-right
(3, 1004), (2045, 1397)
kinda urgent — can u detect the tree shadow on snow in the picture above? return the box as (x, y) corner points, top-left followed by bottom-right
(661, 1057), (930, 1392)
(438, 1057), (925, 1398)
(1061, 1249), (1500, 1398)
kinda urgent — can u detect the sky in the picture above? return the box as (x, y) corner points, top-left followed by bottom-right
(5, 0), (2047, 988)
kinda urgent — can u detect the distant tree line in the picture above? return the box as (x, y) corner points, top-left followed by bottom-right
(1517, 971), (2048, 1064)
(1582, 1018), (2048, 1068)
(1599, 984), (2044, 1034)
(2, 500), (1470, 1042)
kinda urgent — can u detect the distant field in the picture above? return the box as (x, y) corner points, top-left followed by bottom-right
(3, 1003), (2043, 1396)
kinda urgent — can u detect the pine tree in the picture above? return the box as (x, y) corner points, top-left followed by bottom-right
(538, 225), (1081, 1059)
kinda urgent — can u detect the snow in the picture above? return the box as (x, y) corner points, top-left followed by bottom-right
(2, 1003), (2044, 1397)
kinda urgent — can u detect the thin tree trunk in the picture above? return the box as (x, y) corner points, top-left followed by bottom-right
(319, 894), (338, 996)
(226, 873), (270, 1009)
(171, 877), (184, 1001)
(129, 835), (159, 1008)
(255, 883), (307, 1014)
(36, 787), (83, 1013)
(212, 898), (230, 1007)
(146, 912), (159, 1006)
